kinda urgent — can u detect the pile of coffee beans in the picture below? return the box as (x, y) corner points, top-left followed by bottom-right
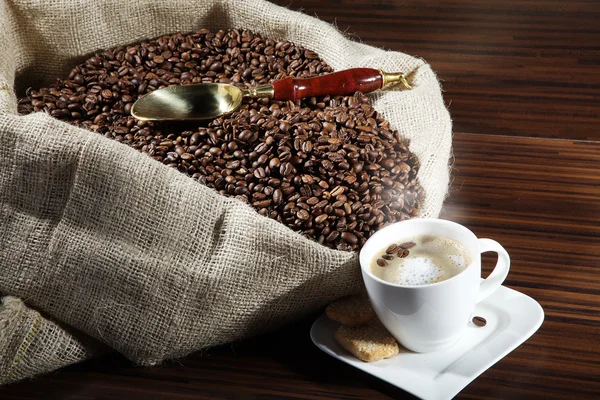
(18, 29), (425, 251)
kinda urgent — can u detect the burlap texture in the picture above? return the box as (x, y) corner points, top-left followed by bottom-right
(0, 296), (105, 384)
(0, 0), (451, 377)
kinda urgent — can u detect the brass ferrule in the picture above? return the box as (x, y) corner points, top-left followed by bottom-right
(242, 84), (275, 99)
(380, 71), (412, 90)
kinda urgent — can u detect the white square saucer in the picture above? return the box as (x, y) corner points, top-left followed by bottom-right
(310, 285), (544, 400)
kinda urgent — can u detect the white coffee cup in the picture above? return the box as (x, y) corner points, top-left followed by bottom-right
(360, 218), (510, 353)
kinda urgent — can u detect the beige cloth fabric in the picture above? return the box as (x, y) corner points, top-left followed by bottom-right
(0, 297), (105, 385)
(0, 0), (451, 380)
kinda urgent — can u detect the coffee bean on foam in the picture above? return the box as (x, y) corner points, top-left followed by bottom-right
(370, 235), (471, 286)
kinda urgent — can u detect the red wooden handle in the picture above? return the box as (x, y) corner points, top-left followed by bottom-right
(272, 68), (383, 101)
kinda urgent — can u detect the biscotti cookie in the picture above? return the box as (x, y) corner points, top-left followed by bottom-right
(325, 293), (375, 327)
(334, 321), (399, 362)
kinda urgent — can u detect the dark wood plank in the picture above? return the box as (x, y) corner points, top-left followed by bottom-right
(2, 133), (598, 399)
(272, 0), (600, 141)
(440, 134), (600, 399)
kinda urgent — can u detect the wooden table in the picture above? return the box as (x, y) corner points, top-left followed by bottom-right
(2, 1), (599, 398)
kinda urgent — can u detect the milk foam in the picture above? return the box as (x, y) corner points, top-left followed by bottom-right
(370, 235), (471, 286)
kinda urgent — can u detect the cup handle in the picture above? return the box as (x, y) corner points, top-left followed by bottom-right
(476, 238), (510, 303)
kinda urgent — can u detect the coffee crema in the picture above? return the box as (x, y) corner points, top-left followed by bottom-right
(369, 235), (471, 285)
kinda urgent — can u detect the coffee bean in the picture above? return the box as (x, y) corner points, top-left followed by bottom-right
(382, 254), (394, 260)
(382, 158), (395, 169)
(253, 199), (272, 208)
(315, 214), (328, 224)
(400, 241), (417, 249)
(272, 189), (283, 205)
(343, 202), (352, 215)
(332, 200), (345, 209)
(239, 130), (253, 142)
(472, 316), (487, 327)
(269, 157), (281, 169)
(50, 109), (69, 117)
(377, 258), (388, 267)
(297, 209), (310, 220)
(305, 197), (318, 206)
(256, 154), (269, 166)
(382, 177), (394, 187)
(321, 160), (334, 170)
(340, 231), (358, 244)
(330, 185), (345, 197)
(210, 61), (223, 71)
(180, 153), (194, 161)
(321, 230), (337, 242)
(280, 162), (293, 176)
(19, 28), (424, 253)
(386, 244), (399, 254)
(253, 167), (266, 179)
(344, 175), (357, 184)
(398, 249), (410, 258)
(297, 202), (310, 211)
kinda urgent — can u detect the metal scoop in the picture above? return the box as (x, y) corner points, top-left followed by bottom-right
(131, 68), (411, 121)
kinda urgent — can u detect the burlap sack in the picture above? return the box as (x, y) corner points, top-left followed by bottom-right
(0, 296), (105, 384)
(0, 0), (451, 379)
